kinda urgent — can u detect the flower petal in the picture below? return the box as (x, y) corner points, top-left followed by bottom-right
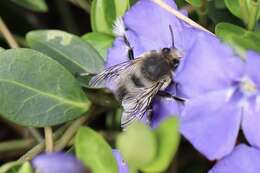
(175, 34), (244, 98)
(246, 51), (260, 87)
(112, 150), (129, 173)
(32, 152), (85, 173)
(209, 144), (260, 173)
(151, 96), (182, 128)
(180, 90), (242, 160)
(242, 98), (260, 148)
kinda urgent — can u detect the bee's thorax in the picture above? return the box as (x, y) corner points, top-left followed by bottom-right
(141, 55), (171, 82)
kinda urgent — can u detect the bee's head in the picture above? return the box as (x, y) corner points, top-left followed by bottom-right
(160, 25), (182, 70)
(161, 47), (182, 70)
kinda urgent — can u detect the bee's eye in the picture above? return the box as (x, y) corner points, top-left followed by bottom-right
(172, 59), (180, 69)
(162, 48), (171, 54)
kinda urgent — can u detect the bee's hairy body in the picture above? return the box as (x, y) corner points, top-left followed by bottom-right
(116, 52), (173, 101)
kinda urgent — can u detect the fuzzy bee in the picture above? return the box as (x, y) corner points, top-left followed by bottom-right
(81, 18), (184, 128)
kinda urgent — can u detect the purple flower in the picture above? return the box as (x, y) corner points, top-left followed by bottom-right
(112, 149), (129, 173)
(179, 49), (260, 160)
(209, 144), (260, 173)
(32, 152), (85, 173)
(107, 0), (203, 127)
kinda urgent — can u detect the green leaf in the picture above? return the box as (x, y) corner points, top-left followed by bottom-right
(91, 0), (116, 34)
(216, 22), (260, 52)
(141, 117), (180, 172)
(116, 121), (157, 168)
(114, 0), (130, 17)
(0, 47), (5, 53)
(18, 162), (32, 173)
(75, 127), (118, 173)
(26, 30), (104, 75)
(185, 0), (202, 7)
(224, 0), (260, 20)
(0, 48), (89, 127)
(91, 0), (129, 34)
(214, 0), (226, 9)
(11, 0), (48, 12)
(82, 32), (114, 60)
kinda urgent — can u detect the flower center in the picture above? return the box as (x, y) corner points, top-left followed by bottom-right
(240, 77), (257, 96)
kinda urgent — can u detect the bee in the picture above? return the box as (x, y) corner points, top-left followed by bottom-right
(81, 18), (185, 128)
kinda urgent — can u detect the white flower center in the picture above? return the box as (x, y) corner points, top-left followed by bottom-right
(240, 77), (257, 95)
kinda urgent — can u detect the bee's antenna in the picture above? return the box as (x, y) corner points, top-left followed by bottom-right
(169, 25), (175, 48)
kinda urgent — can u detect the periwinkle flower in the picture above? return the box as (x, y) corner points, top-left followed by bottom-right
(112, 149), (129, 173)
(179, 49), (260, 160)
(32, 152), (85, 173)
(107, 0), (202, 127)
(209, 144), (260, 173)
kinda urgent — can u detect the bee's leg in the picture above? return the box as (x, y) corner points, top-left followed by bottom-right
(123, 35), (134, 60)
(157, 91), (186, 103)
(146, 104), (153, 125)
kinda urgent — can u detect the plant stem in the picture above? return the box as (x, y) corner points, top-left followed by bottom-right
(44, 127), (53, 152)
(18, 124), (69, 161)
(28, 127), (43, 143)
(198, 0), (207, 26)
(0, 17), (19, 48)
(0, 161), (24, 173)
(239, 0), (249, 26)
(0, 139), (35, 153)
(152, 0), (214, 35)
(54, 106), (103, 151)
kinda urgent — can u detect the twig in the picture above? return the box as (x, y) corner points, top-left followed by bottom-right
(0, 139), (35, 153)
(54, 106), (104, 151)
(0, 161), (24, 173)
(18, 124), (69, 161)
(44, 127), (53, 152)
(0, 17), (19, 48)
(152, 0), (214, 35)
(28, 127), (43, 143)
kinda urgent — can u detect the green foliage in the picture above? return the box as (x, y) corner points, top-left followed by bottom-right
(141, 117), (180, 173)
(18, 162), (32, 173)
(186, 0), (202, 7)
(82, 32), (114, 60)
(0, 47), (5, 53)
(91, 0), (130, 34)
(0, 48), (89, 127)
(11, 0), (48, 12)
(216, 22), (260, 52)
(26, 30), (104, 75)
(117, 121), (157, 168)
(75, 127), (118, 173)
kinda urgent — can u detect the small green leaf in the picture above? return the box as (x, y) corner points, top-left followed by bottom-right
(114, 0), (130, 17)
(216, 22), (260, 52)
(91, 0), (116, 34)
(0, 49), (89, 127)
(224, 0), (260, 20)
(18, 162), (32, 173)
(75, 127), (118, 173)
(26, 30), (104, 75)
(91, 0), (129, 34)
(0, 47), (5, 53)
(141, 117), (180, 172)
(116, 121), (157, 168)
(185, 0), (202, 7)
(11, 0), (48, 12)
(82, 32), (114, 60)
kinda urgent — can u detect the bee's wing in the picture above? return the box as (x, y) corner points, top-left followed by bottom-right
(89, 59), (140, 88)
(121, 82), (163, 128)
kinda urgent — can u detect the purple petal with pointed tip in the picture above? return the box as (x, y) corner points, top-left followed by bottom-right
(209, 144), (260, 173)
(180, 90), (242, 160)
(246, 51), (260, 87)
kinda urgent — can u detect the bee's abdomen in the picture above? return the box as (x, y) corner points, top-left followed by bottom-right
(141, 56), (171, 81)
(116, 86), (127, 101)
